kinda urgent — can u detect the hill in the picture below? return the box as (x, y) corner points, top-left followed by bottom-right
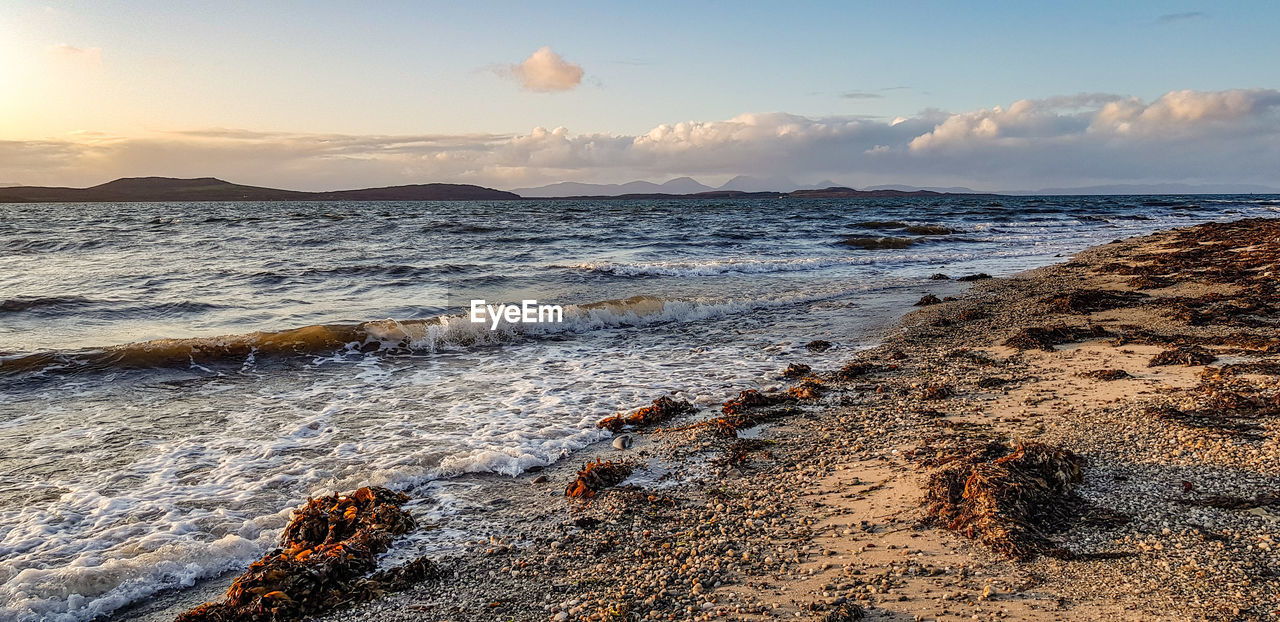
(512, 177), (714, 197)
(0, 177), (520, 203)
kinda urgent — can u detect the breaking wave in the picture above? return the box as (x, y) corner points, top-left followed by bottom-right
(0, 294), (815, 377)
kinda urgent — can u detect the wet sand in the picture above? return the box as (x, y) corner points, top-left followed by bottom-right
(159, 219), (1280, 622)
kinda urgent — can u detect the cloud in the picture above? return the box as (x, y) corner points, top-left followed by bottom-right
(48, 44), (102, 67)
(501, 46), (583, 92)
(841, 91), (883, 99)
(3, 88), (1279, 191)
(1157, 11), (1208, 24)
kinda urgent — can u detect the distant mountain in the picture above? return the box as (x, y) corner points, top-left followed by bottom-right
(864, 184), (979, 193)
(524, 186), (985, 200)
(0, 177), (520, 203)
(717, 175), (800, 193)
(810, 179), (845, 189)
(1013, 183), (1280, 195)
(513, 177), (714, 197)
(788, 186), (965, 198)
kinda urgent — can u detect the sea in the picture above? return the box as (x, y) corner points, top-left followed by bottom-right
(1, 195), (1277, 620)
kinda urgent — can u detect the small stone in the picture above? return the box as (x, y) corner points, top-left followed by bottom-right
(612, 435), (634, 450)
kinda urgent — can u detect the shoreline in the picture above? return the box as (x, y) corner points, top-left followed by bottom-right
(132, 219), (1278, 622)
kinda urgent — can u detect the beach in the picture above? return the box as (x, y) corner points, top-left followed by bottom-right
(6, 207), (1279, 622)
(259, 218), (1280, 622)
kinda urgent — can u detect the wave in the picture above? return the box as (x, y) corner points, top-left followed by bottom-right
(0, 295), (794, 377)
(837, 235), (920, 249)
(571, 256), (863, 277)
(0, 297), (97, 313)
(849, 221), (958, 235)
(0, 297), (228, 317)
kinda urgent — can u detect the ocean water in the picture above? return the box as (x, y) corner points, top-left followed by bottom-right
(1, 195), (1277, 620)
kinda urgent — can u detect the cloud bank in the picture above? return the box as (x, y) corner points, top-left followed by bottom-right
(1157, 11), (1208, 24)
(3, 88), (1278, 191)
(501, 46), (583, 92)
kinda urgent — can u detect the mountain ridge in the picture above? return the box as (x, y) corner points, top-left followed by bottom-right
(0, 177), (520, 203)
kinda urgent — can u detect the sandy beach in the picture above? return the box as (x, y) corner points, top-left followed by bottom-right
(123, 218), (1280, 622)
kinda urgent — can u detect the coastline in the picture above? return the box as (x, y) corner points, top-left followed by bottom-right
(132, 219), (1278, 622)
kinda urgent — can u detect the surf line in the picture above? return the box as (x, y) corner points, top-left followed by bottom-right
(470, 299), (564, 330)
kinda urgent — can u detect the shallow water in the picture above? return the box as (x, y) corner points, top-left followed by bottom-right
(1, 195), (1277, 620)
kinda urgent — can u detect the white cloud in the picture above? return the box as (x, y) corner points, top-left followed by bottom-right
(502, 46), (583, 92)
(48, 44), (102, 68)
(3, 88), (1279, 191)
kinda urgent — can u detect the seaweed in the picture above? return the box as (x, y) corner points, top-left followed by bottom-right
(1003, 324), (1110, 351)
(915, 294), (942, 307)
(565, 459), (635, 498)
(1080, 369), (1132, 381)
(821, 602), (866, 621)
(782, 363), (812, 378)
(835, 361), (880, 380)
(787, 378), (826, 400)
(1145, 382), (1280, 436)
(597, 395), (696, 431)
(1039, 289), (1146, 314)
(722, 389), (788, 415)
(1126, 275), (1175, 289)
(1148, 346), (1218, 367)
(176, 487), (427, 622)
(921, 384), (955, 400)
(922, 441), (1085, 560)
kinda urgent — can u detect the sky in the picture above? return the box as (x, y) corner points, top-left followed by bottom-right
(1, 1), (1278, 191)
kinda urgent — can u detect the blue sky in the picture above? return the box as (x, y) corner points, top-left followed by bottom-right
(1, 1), (1278, 190)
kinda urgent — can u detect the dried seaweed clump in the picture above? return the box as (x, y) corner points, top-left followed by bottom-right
(565, 459), (634, 498)
(787, 378), (826, 400)
(177, 486), (426, 622)
(920, 384), (955, 400)
(667, 391), (798, 438)
(835, 361), (880, 380)
(1003, 324), (1109, 351)
(782, 363), (812, 378)
(1080, 369), (1132, 381)
(956, 273), (992, 282)
(597, 395), (696, 431)
(722, 389), (787, 416)
(923, 442), (1085, 559)
(821, 602), (866, 621)
(1126, 275), (1174, 290)
(1148, 346), (1218, 367)
(915, 294), (942, 306)
(1039, 289), (1145, 315)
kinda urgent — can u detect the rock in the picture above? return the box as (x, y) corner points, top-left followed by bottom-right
(929, 273), (950, 280)
(806, 340), (833, 352)
(532, 475), (548, 484)
(612, 435), (634, 450)
(957, 273), (992, 282)
(915, 294), (942, 306)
